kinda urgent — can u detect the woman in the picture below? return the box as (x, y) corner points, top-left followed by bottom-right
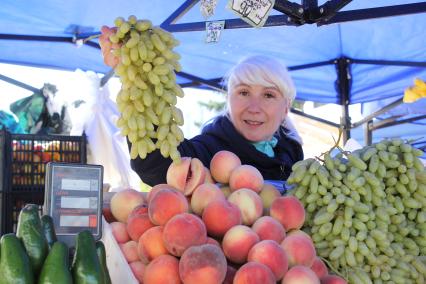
(128, 55), (304, 186)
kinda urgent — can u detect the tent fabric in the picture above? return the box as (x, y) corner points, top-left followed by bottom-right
(0, 0), (425, 105)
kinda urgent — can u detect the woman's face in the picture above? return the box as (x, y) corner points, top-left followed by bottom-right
(228, 84), (289, 142)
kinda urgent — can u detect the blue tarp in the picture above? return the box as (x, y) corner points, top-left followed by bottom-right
(0, 0), (425, 106)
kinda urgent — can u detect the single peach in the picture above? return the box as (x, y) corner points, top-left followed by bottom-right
(320, 275), (348, 284)
(222, 225), (259, 264)
(110, 221), (130, 244)
(126, 209), (155, 242)
(233, 262), (276, 284)
(129, 261), (146, 283)
(210, 150), (241, 184)
(281, 232), (316, 267)
(252, 216), (286, 243)
(179, 244), (227, 284)
(148, 188), (188, 225)
(248, 240), (288, 280)
(163, 213), (207, 256)
(119, 240), (139, 263)
(166, 157), (206, 196)
(190, 183), (225, 216)
(202, 199), (242, 238)
(282, 265), (320, 284)
(143, 254), (181, 284)
(259, 183), (281, 215)
(147, 183), (176, 203)
(311, 256), (329, 279)
(137, 226), (168, 264)
(270, 196), (305, 231)
(110, 188), (146, 222)
(228, 188), (263, 226)
(229, 164), (264, 193)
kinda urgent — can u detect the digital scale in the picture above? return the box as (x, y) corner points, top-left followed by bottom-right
(43, 162), (103, 247)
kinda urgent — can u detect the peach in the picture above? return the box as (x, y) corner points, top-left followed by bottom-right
(206, 237), (221, 247)
(281, 232), (316, 267)
(248, 240), (289, 280)
(148, 188), (188, 225)
(311, 257), (329, 279)
(223, 265), (237, 284)
(179, 244), (227, 284)
(137, 226), (168, 264)
(126, 208), (155, 242)
(222, 225), (259, 264)
(259, 183), (281, 215)
(147, 183), (176, 203)
(252, 216), (286, 243)
(110, 188), (146, 222)
(129, 261), (146, 283)
(190, 183), (225, 216)
(270, 196), (305, 231)
(233, 262), (276, 284)
(163, 213), (207, 256)
(229, 164), (264, 193)
(282, 265), (320, 284)
(110, 221), (130, 244)
(202, 199), (242, 238)
(119, 240), (139, 263)
(166, 157), (206, 196)
(228, 188), (263, 225)
(204, 167), (216, 184)
(143, 254), (181, 284)
(320, 275), (348, 284)
(210, 150), (241, 184)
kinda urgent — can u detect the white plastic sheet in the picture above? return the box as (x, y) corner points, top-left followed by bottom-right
(69, 70), (141, 190)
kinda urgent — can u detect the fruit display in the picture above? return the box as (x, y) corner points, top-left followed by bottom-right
(105, 150), (347, 284)
(104, 15), (185, 162)
(287, 139), (426, 283)
(0, 204), (111, 284)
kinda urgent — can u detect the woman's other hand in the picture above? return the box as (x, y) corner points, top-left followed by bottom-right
(99, 25), (120, 68)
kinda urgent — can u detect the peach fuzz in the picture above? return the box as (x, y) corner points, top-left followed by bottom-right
(281, 232), (316, 267)
(248, 240), (289, 280)
(129, 261), (146, 283)
(229, 164), (264, 193)
(320, 275), (348, 284)
(259, 183), (281, 215)
(209, 150), (241, 184)
(110, 188), (146, 222)
(110, 222), (130, 244)
(202, 199), (242, 238)
(143, 254), (181, 284)
(270, 195), (305, 231)
(252, 216), (286, 243)
(222, 225), (259, 264)
(119, 240), (139, 263)
(163, 213), (207, 256)
(126, 208), (154, 242)
(190, 183), (225, 216)
(179, 244), (227, 284)
(137, 226), (168, 264)
(282, 265), (320, 284)
(228, 188), (263, 226)
(311, 256), (329, 279)
(166, 157), (206, 196)
(148, 188), (188, 225)
(223, 265), (237, 284)
(147, 183), (176, 203)
(233, 262), (276, 284)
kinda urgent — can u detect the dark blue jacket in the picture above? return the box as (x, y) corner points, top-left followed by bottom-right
(130, 115), (304, 186)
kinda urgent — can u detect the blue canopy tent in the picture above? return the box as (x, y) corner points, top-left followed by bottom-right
(0, 0), (425, 145)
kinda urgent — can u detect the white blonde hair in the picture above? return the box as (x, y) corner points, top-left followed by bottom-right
(224, 55), (296, 103)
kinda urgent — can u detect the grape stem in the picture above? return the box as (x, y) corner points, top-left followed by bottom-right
(315, 127), (344, 162)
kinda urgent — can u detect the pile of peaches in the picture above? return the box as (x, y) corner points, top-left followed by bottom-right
(106, 150), (347, 284)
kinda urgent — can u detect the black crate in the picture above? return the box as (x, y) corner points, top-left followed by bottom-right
(1, 130), (87, 233)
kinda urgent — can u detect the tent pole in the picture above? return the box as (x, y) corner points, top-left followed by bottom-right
(335, 57), (352, 144)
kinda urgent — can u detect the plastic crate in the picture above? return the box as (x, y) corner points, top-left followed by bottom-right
(1, 129), (87, 233)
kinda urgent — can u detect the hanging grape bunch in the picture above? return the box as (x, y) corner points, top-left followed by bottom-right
(107, 15), (185, 162)
(287, 138), (426, 283)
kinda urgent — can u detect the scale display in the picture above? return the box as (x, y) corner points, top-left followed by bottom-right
(44, 163), (103, 246)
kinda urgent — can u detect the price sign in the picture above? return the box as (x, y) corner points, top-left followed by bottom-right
(228, 0), (275, 27)
(43, 163), (103, 247)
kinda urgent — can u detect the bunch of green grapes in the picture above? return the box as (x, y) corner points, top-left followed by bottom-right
(110, 15), (185, 162)
(287, 139), (426, 284)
